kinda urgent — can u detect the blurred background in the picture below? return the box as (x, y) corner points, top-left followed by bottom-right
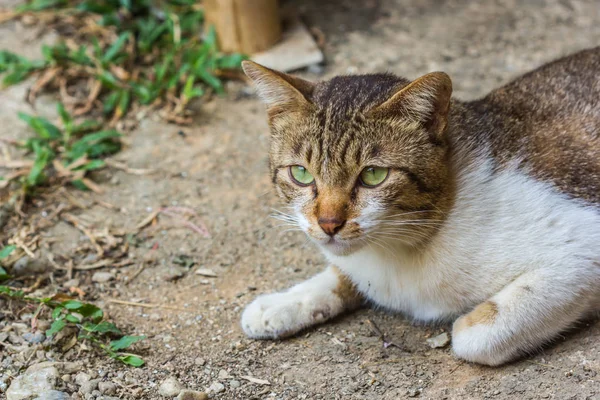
(0, 1), (599, 399)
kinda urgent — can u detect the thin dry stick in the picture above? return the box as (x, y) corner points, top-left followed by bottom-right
(59, 188), (87, 209)
(135, 210), (159, 232)
(105, 159), (154, 175)
(107, 299), (188, 312)
(13, 237), (36, 258)
(73, 259), (111, 271)
(0, 160), (34, 168)
(160, 208), (210, 237)
(95, 200), (119, 210)
(80, 178), (103, 194)
(74, 258), (134, 271)
(365, 319), (412, 353)
(125, 263), (146, 286)
(62, 213), (104, 256)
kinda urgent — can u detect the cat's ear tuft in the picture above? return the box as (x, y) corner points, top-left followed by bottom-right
(369, 72), (453, 138)
(242, 61), (315, 115)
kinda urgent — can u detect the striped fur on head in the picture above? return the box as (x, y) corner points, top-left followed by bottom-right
(243, 61), (455, 254)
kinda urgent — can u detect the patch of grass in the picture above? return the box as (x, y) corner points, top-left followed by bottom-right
(14, 103), (121, 193)
(1, 243), (145, 367)
(1, 0), (246, 124)
(0, 245), (16, 281)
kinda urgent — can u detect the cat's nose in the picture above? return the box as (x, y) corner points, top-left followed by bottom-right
(318, 218), (346, 236)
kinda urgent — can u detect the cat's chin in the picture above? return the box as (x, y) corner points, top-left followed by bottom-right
(315, 237), (363, 256)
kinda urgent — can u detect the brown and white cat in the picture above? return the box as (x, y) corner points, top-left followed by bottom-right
(240, 47), (600, 366)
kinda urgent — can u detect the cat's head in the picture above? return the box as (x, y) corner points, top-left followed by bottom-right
(244, 61), (455, 256)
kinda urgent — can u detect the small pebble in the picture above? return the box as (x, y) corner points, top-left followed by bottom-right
(98, 381), (117, 395)
(176, 390), (209, 400)
(159, 376), (183, 397)
(23, 332), (45, 344)
(92, 272), (114, 283)
(36, 320), (51, 332)
(75, 372), (91, 386)
(229, 380), (241, 389)
(217, 370), (230, 380)
(62, 279), (80, 288)
(194, 358), (206, 366)
(79, 379), (100, 395)
(195, 268), (217, 277)
(426, 332), (450, 348)
(208, 382), (225, 394)
(307, 63), (325, 75)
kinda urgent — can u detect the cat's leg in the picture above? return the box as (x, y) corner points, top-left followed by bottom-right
(241, 266), (362, 339)
(451, 268), (598, 366)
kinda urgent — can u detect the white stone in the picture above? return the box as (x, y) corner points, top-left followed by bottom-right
(6, 365), (59, 400)
(158, 376), (183, 397)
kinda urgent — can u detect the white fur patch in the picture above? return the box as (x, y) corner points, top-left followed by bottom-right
(241, 267), (346, 339)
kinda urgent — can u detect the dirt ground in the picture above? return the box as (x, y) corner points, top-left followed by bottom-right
(1, 0), (600, 399)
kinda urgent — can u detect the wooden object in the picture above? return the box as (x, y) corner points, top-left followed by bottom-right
(252, 16), (324, 72)
(204, 0), (282, 54)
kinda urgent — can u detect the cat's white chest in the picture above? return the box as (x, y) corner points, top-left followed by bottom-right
(328, 247), (470, 321)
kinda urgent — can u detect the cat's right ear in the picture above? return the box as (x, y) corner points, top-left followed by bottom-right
(368, 72), (453, 139)
(242, 61), (315, 116)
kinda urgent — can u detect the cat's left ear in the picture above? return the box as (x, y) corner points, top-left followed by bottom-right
(242, 61), (315, 116)
(369, 72), (452, 138)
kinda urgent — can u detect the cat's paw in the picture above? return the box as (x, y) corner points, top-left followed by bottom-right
(241, 291), (335, 339)
(451, 301), (513, 366)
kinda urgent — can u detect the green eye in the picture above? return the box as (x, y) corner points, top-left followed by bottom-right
(359, 167), (389, 187)
(289, 165), (315, 186)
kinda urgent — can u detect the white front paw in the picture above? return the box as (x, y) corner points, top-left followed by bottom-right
(241, 291), (334, 339)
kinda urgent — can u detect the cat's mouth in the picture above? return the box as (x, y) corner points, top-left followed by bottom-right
(318, 235), (361, 256)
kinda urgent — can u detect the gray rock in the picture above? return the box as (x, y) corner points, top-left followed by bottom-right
(35, 390), (71, 400)
(194, 357), (205, 366)
(98, 381), (116, 395)
(208, 382), (225, 394)
(91, 272), (114, 283)
(158, 376), (183, 397)
(307, 63), (325, 75)
(176, 390), (209, 400)
(426, 332), (450, 348)
(6, 364), (59, 400)
(74, 372), (91, 386)
(12, 257), (30, 275)
(23, 332), (45, 344)
(62, 279), (80, 288)
(53, 362), (82, 375)
(79, 379), (100, 395)
(217, 369), (230, 380)
(36, 320), (51, 332)
(0, 373), (9, 392)
(229, 380), (241, 388)
(12, 257), (48, 276)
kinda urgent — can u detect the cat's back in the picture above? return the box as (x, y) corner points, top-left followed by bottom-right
(461, 47), (600, 204)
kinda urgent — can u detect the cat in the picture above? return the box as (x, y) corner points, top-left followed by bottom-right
(239, 47), (600, 366)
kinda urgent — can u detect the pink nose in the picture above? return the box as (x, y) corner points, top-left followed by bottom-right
(318, 218), (346, 236)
